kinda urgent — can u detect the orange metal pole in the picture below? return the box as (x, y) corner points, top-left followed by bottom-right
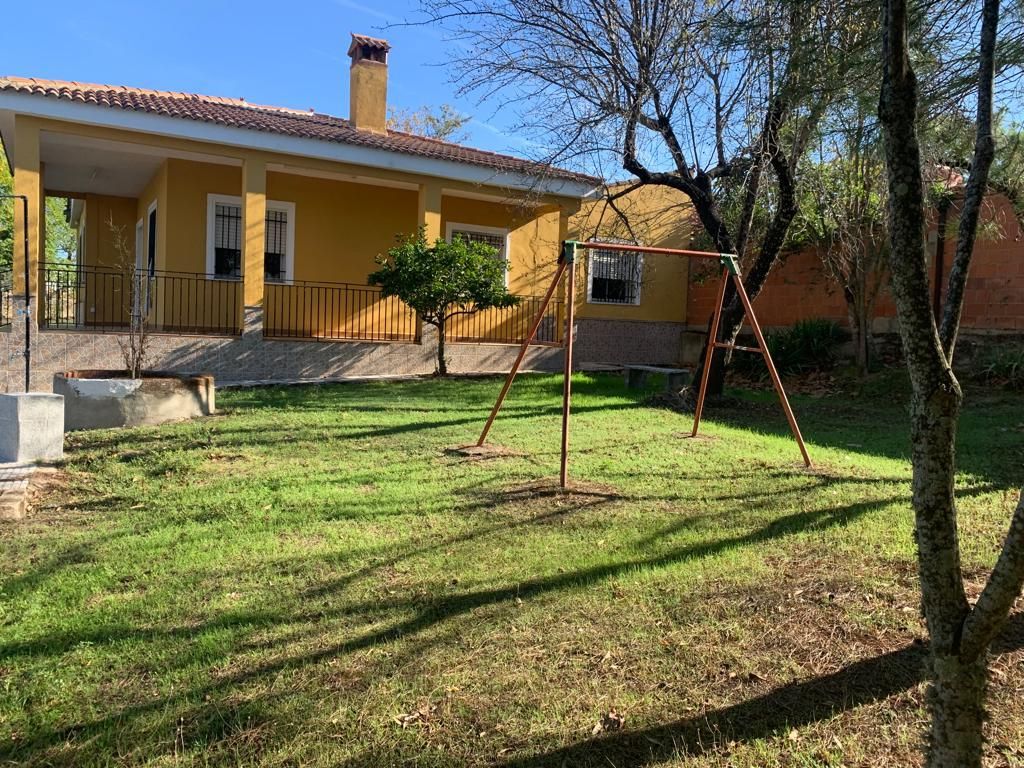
(477, 260), (568, 446)
(559, 249), (578, 488)
(730, 273), (812, 467)
(691, 266), (730, 437)
(574, 241), (723, 260)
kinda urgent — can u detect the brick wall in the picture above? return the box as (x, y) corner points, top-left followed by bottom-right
(686, 194), (1024, 333)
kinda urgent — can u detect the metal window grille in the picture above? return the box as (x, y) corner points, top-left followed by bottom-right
(265, 209), (288, 281)
(214, 203), (242, 278)
(589, 246), (642, 304)
(214, 204), (289, 280)
(451, 229), (505, 260)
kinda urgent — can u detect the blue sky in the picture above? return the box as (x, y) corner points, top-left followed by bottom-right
(1, 0), (530, 155)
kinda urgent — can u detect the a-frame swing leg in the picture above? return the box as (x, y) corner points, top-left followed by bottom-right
(477, 257), (568, 447)
(691, 266), (729, 438)
(732, 272), (811, 467)
(559, 246), (578, 488)
(691, 256), (811, 468)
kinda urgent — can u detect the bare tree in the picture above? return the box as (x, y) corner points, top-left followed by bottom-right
(387, 104), (471, 142)
(879, 0), (1024, 765)
(419, 0), (875, 394)
(107, 214), (150, 378)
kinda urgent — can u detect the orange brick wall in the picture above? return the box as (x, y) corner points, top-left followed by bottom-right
(686, 194), (1024, 332)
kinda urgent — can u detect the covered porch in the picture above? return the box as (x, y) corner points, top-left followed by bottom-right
(9, 118), (571, 348)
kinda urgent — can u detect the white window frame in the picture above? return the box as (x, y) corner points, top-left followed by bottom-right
(205, 193), (296, 283)
(586, 242), (643, 306)
(445, 221), (511, 287)
(134, 219), (144, 273)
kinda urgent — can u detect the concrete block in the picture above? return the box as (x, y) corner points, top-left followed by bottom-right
(0, 394), (65, 463)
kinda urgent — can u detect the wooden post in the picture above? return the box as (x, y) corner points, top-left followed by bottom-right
(559, 242), (578, 488)
(477, 259), (568, 446)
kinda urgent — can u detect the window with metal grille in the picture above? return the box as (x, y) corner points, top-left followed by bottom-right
(265, 209), (288, 282)
(211, 202), (291, 281)
(451, 228), (505, 258)
(214, 203), (242, 279)
(588, 244), (642, 305)
(448, 224), (509, 285)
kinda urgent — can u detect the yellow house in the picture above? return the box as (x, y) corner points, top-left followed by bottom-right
(0, 34), (694, 389)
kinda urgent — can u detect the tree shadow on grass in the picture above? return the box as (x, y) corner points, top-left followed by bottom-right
(698, 392), (1023, 487)
(490, 612), (1024, 768)
(0, 493), (895, 764)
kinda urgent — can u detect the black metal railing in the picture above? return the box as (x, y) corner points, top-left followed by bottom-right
(40, 263), (242, 335)
(264, 280), (420, 342)
(0, 271), (11, 329)
(445, 295), (564, 345)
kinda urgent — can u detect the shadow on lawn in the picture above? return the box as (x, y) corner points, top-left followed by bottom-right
(2, 492), (901, 763)
(700, 392), (1023, 487)
(489, 611), (1024, 768)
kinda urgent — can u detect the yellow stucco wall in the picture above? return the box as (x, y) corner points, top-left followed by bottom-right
(137, 160), (168, 271)
(164, 159), (240, 274)
(440, 196), (563, 296)
(81, 194), (138, 269)
(570, 184), (693, 323)
(266, 171), (419, 283)
(22, 117), (587, 339)
(349, 61), (388, 134)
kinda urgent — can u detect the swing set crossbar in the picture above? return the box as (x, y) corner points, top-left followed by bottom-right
(476, 240), (811, 488)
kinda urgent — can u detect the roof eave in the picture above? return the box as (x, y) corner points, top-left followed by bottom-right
(0, 90), (600, 199)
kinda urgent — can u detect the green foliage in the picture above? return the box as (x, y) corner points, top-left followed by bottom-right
(0, 139), (79, 271)
(0, 147), (12, 271)
(973, 345), (1024, 390)
(386, 104), (470, 143)
(370, 231), (517, 325)
(369, 231), (518, 374)
(732, 319), (847, 378)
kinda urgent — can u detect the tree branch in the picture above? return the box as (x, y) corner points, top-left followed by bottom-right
(961, 489), (1024, 659)
(939, 0), (1001, 360)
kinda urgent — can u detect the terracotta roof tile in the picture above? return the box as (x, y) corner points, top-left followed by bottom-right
(348, 33), (391, 55)
(0, 76), (599, 187)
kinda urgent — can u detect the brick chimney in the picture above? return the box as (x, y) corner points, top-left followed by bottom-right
(347, 33), (390, 134)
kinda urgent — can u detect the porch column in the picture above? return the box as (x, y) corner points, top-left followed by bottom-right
(241, 156), (266, 308)
(12, 116), (43, 300)
(417, 181), (443, 241)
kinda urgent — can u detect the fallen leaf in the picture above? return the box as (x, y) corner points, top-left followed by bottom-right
(592, 709), (625, 736)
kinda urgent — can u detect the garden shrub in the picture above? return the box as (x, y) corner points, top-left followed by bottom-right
(730, 318), (846, 378)
(973, 345), (1024, 390)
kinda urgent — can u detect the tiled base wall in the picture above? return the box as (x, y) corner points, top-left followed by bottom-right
(574, 318), (688, 366)
(0, 303), (564, 393)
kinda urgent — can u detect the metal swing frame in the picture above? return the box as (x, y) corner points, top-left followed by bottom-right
(476, 240), (811, 488)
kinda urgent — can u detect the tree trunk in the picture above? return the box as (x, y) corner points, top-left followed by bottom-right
(879, 0), (1005, 764)
(928, 652), (988, 767)
(436, 319), (448, 376)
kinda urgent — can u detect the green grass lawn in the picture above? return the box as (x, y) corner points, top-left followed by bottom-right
(1, 372), (1022, 767)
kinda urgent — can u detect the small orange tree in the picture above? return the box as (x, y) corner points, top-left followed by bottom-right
(370, 231), (518, 375)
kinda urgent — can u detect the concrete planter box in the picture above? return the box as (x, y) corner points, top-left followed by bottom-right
(54, 371), (215, 431)
(0, 393), (64, 463)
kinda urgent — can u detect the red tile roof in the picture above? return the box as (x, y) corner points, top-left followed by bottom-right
(0, 76), (599, 187)
(348, 33), (391, 56)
